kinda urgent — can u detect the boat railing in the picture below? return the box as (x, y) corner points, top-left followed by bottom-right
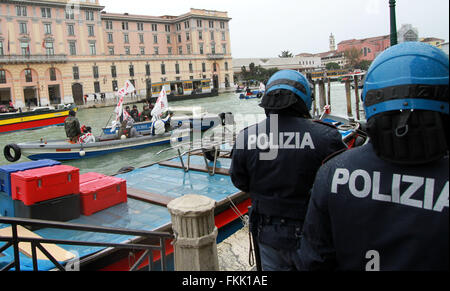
(0, 216), (174, 272)
(157, 126), (236, 176)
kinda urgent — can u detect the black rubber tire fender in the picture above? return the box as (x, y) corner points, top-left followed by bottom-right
(4, 144), (22, 163)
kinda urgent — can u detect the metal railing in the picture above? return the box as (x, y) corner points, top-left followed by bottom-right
(0, 54), (68, 64)
(0, 217), (174, 272)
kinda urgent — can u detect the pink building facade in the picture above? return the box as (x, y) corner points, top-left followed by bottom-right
(337, 35), (391, 61)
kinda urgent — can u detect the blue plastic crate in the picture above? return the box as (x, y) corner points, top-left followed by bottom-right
(0, 160), (61, 197)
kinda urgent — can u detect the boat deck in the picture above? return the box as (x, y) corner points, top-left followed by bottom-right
(0, 155), (245, 271)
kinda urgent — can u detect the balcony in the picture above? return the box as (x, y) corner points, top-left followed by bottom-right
(206, 53), (225, 60)
(0, 54), (68, 64)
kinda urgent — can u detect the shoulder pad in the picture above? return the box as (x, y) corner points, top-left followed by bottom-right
(313, 119), (338, 129)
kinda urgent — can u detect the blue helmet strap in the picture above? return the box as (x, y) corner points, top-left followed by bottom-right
(395, 110), (412, 137)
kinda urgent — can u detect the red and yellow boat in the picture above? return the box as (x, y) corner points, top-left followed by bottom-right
(0, 105), (77, 134)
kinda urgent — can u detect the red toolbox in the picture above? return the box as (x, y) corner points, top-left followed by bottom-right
(80, 172), (107, 184)
(11, 165), (80, 206)
(79, 176), (127, 216)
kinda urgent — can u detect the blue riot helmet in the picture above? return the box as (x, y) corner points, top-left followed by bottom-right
(260, 70), (313, 116)
(362, 42), (449, 120)
(362, 42), (449, 165)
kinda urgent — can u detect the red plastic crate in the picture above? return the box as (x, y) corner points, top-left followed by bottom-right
(79, 176), (127, 216)
(80, 172), (107, 185)
(11, 165), (80, 206)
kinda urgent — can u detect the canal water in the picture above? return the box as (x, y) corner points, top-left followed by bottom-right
(0, 83), (362, 175)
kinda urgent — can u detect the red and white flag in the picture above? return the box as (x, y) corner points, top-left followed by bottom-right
(151, 87), (169, 119)
(111, 80), (135, 131)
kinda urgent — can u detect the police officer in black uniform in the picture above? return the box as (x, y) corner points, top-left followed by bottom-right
(298, 42), (449, 271)
(230, 70), (347, 271)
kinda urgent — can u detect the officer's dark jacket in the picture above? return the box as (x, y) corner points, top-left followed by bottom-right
(64, 116), (81, 139)
(230, 114), (347, 221)
(299, 143), (449, 271)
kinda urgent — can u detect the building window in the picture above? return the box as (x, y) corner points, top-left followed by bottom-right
(187, 44), (191, 54)
(67, 24), (75, 36)
(166, 35), (171, 44)
(197, 20), (202, 27)
(199, 31), (203, 40)
(154, 47), (159, 55)
(161, 64), (166, 75)
(208, 21), (214, 28)
(137, 22), (144, 31)
(220, 22), (225, 29)
(111, 65), (117, 78)
(176, 23), (181, 31)
(88, 25), (95, 37)
(41, 8), (51, 19)
(93, 66), (99, 79)
(178, 46), (183, 55)
(140, 47), (145, 55)
(184, 21), (190, 29)
(129, 65), (134, 77)
(145, 64), (151, 76)
(199, 43), (204, 55)
(86, 11), (94, 21)
(19, 22), (28, 34)
(44, 23), (52, 35)
(178, 34), (182, 43)
(153, 35), (158, 44)
(189, 63), (193, 73)
(69, 42), (76, 55)
(139, 34), (144, 44)
(73, 67), (79, 80)
(222, 44), (227, 54)
(0, 70), (7, 84)
(124, 33), (129, 43)
(108, 46), (114, 55)
(202, 63), (206, 73)
(108, 33), (114, 43)
(210, 31), (214, 41)
(122, 22), (129, 30)
(45, 42), (54, 55)
(151, 24), (158, 31)
(66, 7), (75, 20)
(222, 32), (226, 41)
(89, 42), (96, 55)
(0, 42), (4, 56)
(168, 47), (172, 55)
(106, 21), (113, 30)
(225, 62), (229, 71)
(165, 25), (170, 32)
(213, 63), (217, 72)
(125, 47), (130, 55)
(211, 44), (216, 54)
(20, 42), (30, 55)
(49, 68), (57, 81)
(186, 32), (190, 41)
(24, 69), (32, 82)
(175, 63), (180, 74)
(16, 6), (27, 17)
(112, 80), (118, 91)
(94, 81), (101, 93)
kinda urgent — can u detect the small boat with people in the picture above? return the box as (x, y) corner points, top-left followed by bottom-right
(3, 82), (223, 163)
(0, 104), (77, 135)
(237, 82), (266, 100)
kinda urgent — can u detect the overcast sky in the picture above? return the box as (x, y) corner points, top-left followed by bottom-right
(101, 0), (449, 58)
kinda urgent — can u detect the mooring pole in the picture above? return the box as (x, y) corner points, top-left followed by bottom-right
(318, 79), (326, 113)
(345, 79), (353, 118)
(389, 0), (398, 46)
(312, 81), (317, 117)
(354, 76), (361, 120)
(327, 78), (331, 107)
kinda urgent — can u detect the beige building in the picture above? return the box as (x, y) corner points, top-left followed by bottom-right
(0, 0), (233, 108)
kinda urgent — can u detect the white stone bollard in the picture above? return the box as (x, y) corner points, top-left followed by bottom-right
(167, 194), (219, 271)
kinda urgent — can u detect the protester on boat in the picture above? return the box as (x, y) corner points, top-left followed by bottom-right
(130, 105), (140, 122)
(298, 42), (449, 271)
(64, 110), (82, 143)
(78, 126), (96, 144)
(140, 105), (152, 121)
(230, 70), (347, 271)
